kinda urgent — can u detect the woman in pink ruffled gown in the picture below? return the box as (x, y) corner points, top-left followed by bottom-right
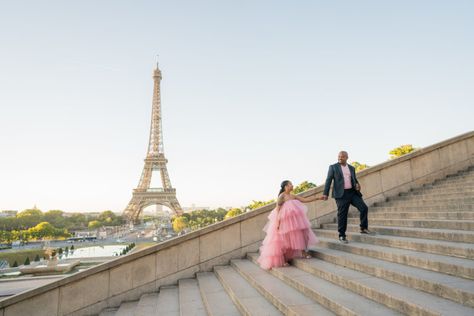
(257, 180), (323, 270)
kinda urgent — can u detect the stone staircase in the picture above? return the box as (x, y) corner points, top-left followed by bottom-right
(98, 167), (474, 316)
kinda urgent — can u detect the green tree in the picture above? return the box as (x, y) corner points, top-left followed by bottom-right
(12, 260), (18, 267)
(224, 208), (244, 220)
(65, 213), (88, 230)
(88, 220), (102, 229)
(98, 210), (115, 221)
(24, 256), (30, 265)
(248, 200), (275, 210)
(172, 216), (188, 232)
(28, 222), (56, 239)
(16, 209), (44, 229)
(34, 254), (40, 262)
(44, 210), (66, 228)
(389, 144), (417, 159)
(0, 230), (12, 243)
(351, 161), (370, 172)
(97, 210), (123, 226)
(0, 216), (19, 231)
(292, 181), (317, 194)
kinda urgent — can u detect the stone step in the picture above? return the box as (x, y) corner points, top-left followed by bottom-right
(438, 176), (474, 182)
(196, 272), (240, 316)
(411, 182), (474, 188)
(378, 200), (474, 208)
(214, 265), (283, 316)
(434, 170), (474, 183)
(428, 173), (474, 185)
(432, 178), (474, 184)
(246, 253), (402, 316)
(230, 259), (335, 315)
(115, 301), (139, 316)
(384, 195), (474, 202)
(356, 211), (474, 220)
(396, 195), (474, 204)
(347, 218), (474, 230)
(309, 246), (474, 308)
(156, 285), (180, 315)
(178, 279), (207, 316)
(374, 203), (474, 212)
(369, 205), (474, 212)
(430, 178), (474, 184)
(393, 194), (474, 202)
(321, 223), (474, 243)
(446, 166), (474, 173)
(314, 229), (474, 259)
(316, 237), (474, 279)
(416, 189), (474, 195)
(99, 307), (118, 316)
(441, 167), (474, 175)
(292, 256), (474, 315)
(406, 188), (474, 195)
(134, 292), (159, 316)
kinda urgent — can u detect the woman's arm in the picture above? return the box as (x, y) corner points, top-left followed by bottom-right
(277, 193), (286, 206)
(276, 194), (285, 229)
(292, 194), (324, 203)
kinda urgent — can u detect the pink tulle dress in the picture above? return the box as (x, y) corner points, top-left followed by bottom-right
(257, 199), (319, 270)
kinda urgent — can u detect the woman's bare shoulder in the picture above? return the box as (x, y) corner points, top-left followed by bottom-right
(279, 193), (297, 201)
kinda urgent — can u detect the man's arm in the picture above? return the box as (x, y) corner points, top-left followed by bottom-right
(322, 165), (334, 198)
(351, 165), (361, 190)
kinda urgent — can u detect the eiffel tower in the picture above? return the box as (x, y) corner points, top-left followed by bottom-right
(124, 63), (182, 223)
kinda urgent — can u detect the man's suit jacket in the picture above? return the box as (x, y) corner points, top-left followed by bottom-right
(323, 163), (361, 199)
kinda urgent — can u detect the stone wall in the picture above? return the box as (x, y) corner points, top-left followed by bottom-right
(0, 130), (472, 316)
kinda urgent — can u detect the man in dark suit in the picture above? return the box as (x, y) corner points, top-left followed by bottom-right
(322, 151), (372, 243)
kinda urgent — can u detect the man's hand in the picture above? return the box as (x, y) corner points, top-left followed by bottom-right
(322, 195), (328, 201)
(355, 183), (361, 191)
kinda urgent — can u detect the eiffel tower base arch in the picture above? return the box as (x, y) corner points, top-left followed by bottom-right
(124, 190), (182, 223)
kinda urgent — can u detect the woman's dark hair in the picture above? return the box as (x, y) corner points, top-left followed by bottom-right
(279, 180), (290, 196)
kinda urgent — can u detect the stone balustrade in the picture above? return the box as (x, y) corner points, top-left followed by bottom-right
(0, 130), (472, 316)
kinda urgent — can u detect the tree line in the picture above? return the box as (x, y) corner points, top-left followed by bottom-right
(0, 209), (125, 243)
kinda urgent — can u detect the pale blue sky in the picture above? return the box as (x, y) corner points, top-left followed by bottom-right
(0, 1), (473, 212)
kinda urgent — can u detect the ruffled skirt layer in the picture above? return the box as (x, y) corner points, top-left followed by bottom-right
(257, 200), (318, 270)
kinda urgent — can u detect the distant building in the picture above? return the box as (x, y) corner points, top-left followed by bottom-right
(98, 230), (107, 239)
(0, 210), (18, 217)
(74, 231), (97, 238)
(182, 205), (211, 212)
(62, 212), (78, 218)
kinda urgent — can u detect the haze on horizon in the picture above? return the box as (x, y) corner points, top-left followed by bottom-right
(0, 1), (473, 213)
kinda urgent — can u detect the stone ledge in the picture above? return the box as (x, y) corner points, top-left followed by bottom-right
(0, 206), (270, 310)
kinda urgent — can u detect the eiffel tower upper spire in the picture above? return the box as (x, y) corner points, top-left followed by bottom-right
(147, 63), (164, 157)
